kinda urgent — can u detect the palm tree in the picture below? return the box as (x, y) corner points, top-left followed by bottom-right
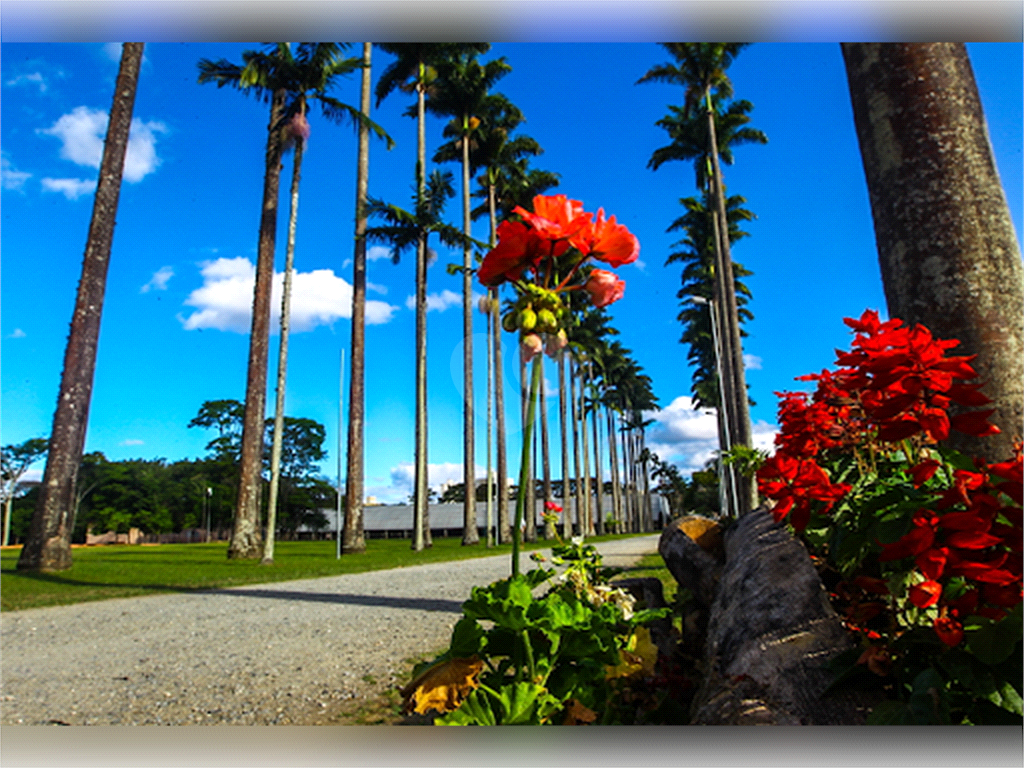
(365, 170), (480, 549)
(344, 43), (375, 555)
(639, 42), (762, 515)
(18, 43), (144, 572)
(375, 43), (487, 549)
(197, 43), (388, 560)
(842, 43), (1023, 462)
(255, 44), (387, 564)
(428, 49), (512, 546)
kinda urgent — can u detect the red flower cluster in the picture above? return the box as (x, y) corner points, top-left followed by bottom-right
(878, 444), (1023, 644)
(477, 194), (639, 295)
(758, 310), (1003, 533)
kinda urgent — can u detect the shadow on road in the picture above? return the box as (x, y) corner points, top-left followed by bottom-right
(201, 587), (465, 614)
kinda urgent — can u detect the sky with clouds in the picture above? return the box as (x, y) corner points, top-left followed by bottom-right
(1, 38), (1021, 504)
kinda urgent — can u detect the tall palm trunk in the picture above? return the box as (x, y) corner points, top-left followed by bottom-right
(18, 43), (144, 572)
(540, 360), (555, 539)
(578, 361), (593, 537)
(641, 431), (654, 530)
(413, 65), (431, 551)
(460, 118), (478, 545)
(493, 294), (511, 543)
(263, 129), (305, 564)
(705, 89), (756, 514)
(228, 86), (287, 560)
(590, 383), (604, 535)
(568, 358), (584, 537)
(842, 43), (1023, 462)
(606, 408), (623, 532)
(519, 345), (537, 542)
(557, 352), (571, 537)
(344, 45), (373, 555)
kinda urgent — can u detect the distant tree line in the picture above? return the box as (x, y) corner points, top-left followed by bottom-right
(6, 400), (335, 545)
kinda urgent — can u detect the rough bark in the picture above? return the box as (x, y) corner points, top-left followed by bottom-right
(842, 43), (1024, 462)
(690, 507), (875, 725)
(461, 125), (478, 546)
(229, 87), (287, 560)
(18, 43), (144, 572)
(413, 71), (430, 551)
(344, 44), (373, 555)
(263, 132), (304, 564)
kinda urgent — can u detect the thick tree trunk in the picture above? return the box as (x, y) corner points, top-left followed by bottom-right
(263, 133), (305, 564)
(460, 124), (478, 546)
(228, 86), (287, 560)
(344, 44), (372, 555)
(842, 43), (1024, 462)
(18, 43), (144, 572)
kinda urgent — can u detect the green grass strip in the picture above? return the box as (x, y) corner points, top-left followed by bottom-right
(0, 532), (648, 612)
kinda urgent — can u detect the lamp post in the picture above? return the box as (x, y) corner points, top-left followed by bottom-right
(205, 486), (212, 542)
(690, 296), (740, 520)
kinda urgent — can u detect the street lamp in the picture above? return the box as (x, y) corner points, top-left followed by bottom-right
(690, 296), (740, 520)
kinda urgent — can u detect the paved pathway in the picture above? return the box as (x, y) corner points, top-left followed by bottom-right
(0, 535), (659, 725)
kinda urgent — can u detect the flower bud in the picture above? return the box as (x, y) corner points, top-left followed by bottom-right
(583, 269), (626, 308)
(501, 312), (519, 333)
(521, 333), (543, 362)
(519, 308), (537, 331)
(545, 329), (568, 357)
(478, 295), (493, 315)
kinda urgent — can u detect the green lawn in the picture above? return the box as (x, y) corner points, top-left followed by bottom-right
(0, 532), (648, 612)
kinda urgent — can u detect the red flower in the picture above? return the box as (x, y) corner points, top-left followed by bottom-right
(478, 220), (551, 286)
(915, 547), (948, 580)
(513, 194), (591, 242)
(877, 510), (938, 561)
(544, 501), (563, 513)
(933, 615), (965, 647)
(908, 580), (943, 608)
(583, 269), (625, 308)
(910, 459), (942, 488)
(520, 333), (543, 363)
(571, 208), (639, 267)
(950, 409), (1001, 437)
(757, 451), (850, 532)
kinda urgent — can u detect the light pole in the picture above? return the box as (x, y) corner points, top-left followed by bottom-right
(690, 296), (740, 520)
(205, 486), (212, 542)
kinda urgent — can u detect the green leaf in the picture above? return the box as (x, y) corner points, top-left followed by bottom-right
(866, 700), (914, 724)
(502, 682), (548, 724)
(449, 617), (484, 658)
(908, 668), (950, 724)
(436, 687), (496, 726)
(965, 606), (1023, 666)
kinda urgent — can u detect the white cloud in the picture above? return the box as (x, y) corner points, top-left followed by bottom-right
(404, 289), (462, 312)
(743, 354), (763, 370)
(41, 177), (96, 199)
(632, 259), (647, 272)
(103, 43), (123, 61)
(9, 328), (26, 338)
(120, 439), (145, 446)
(642, 395), (779, 476)
(1, 156), (31, 190)
(141, 266), (174, 293)
(38, 106), (166, 183)
(389, 462), (488, 491)
(180, 257), (398, 333)
(6, 72), (46, 92)
(367, 245), (392, 262)
(367, 282), (388, 295)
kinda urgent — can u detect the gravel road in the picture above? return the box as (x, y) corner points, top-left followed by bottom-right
(1, 536), (659, 726)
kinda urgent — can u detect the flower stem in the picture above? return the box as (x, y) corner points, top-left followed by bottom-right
(512, 356), (543, 577)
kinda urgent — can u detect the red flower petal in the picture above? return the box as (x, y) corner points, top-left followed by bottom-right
(909, 580), (943, 608)
(951, 409), (1001, 437)
(934, 616), (965, 647)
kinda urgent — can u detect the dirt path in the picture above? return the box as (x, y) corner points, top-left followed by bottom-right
(1, 535), (659, 726)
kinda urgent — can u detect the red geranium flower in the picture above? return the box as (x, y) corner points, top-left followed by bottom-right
(477, 220), (549, 286)
(571, 208), (639, 267)
(513, 194), (591, 242)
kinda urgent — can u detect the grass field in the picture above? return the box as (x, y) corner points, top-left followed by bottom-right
(0, 532), (652, 612)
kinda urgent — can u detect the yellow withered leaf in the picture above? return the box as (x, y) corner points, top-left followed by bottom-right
(604, 627), (659, 680)
(563, 698), (598, 725)
(403, 656), (484, 715)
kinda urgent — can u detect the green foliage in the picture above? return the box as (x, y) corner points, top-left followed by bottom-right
(408, 539), (670, 725)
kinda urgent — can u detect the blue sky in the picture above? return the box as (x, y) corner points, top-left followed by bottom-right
(2, 41), (1021, 503)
